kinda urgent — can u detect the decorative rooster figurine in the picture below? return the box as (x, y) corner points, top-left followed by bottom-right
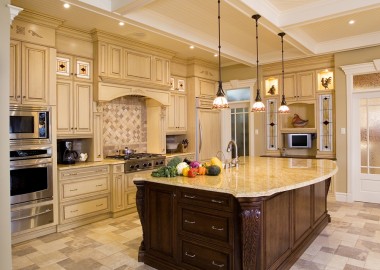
(292, 114), (308, 127)
(321, 77), (332, 89)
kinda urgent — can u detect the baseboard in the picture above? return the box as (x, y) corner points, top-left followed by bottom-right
(334, 192), (353, 202)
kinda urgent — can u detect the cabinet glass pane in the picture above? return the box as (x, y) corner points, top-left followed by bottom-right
(266, 99), (277, 150)
(319, 94), (333, 151)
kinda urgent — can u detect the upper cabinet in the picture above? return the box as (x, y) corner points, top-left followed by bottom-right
(280, 71), (315, 102)
(56, 54), (92, 82)
(10, 41), (53, 105)
(92, 32), (174, 91)
(166, 93), (187, 134)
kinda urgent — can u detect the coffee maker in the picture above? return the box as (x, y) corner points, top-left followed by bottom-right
(57, 141), (78, 164)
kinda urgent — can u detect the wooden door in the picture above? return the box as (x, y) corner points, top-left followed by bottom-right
(56, 80), (73, 135)
(282, 74), (296, 101)
(166, 94), (177, 131)
(9, 40), (21, 104)
(74, 82), (93, 135)
(21, 42), (49, 105)
(297, 71), (315, 100)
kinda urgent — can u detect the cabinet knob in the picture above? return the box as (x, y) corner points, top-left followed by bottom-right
(23, 96), (26, 98)
(97, 154), (101, 157)
(16, 95), (21, 98)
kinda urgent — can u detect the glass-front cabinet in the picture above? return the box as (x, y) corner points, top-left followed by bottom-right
(317, 94), (334, 158)
(265, 99), (278, 153)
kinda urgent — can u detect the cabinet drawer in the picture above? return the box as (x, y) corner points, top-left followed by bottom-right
(63, 196), (109, 220)
(112, 164), (124, 173)
(62, 176), (109, 200)
(59, 165), (109, 180)
(179, 188), (233, 211)
(181, 240), (230, 270)
(181, 208), (229, 243)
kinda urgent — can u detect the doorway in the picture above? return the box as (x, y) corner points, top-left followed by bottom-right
(230, 103), (250, 156)
(352, 91), (380, 203)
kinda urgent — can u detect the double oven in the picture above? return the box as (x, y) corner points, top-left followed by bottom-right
(9, 105), (54, 233)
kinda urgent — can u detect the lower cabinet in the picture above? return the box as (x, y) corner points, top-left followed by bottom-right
(58, 165), (111, 230)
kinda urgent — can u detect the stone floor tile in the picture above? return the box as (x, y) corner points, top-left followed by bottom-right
(334, 245), (368, 261)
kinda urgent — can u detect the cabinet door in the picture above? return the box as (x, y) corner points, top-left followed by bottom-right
(153, 57), (170, 86)
(92, 112), (103, 161)
(10, 40), (21, 104)
(199, 109), (221, 162)
(73, 82), (93, 135)
(124, 50), (151, 80)
(112, 173), (125, 212)
(108, 44), (123, 78)
(167, 94), (177, 131)
(177, 94), (187, 131)
(21, 43), (49, 105)
(297, 71), (315, 100)
(97, 41), (108, 76)
(198, 78), (216, 97)
(146, 183), (177, 262)
(57, 80), (74, 135)
(283, 74), (296, 101)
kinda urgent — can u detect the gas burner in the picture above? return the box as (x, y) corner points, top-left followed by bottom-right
(106, 153), (166, 172)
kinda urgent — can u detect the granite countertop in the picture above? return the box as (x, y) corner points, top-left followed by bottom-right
(57, 159), (125, 170)
(133, 156), (338, 198)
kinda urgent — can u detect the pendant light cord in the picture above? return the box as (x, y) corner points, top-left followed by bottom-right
(217, 0), (223, 94)
(252, 14), (261, 102)
(279, 32), (287, 105)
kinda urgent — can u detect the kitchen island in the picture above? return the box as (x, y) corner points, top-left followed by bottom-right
(134, 156), (338, 270)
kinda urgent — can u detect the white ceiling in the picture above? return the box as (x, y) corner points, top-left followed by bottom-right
(11, 0), (380, 67)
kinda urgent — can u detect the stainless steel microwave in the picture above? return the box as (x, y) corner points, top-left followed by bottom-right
(9, 105), (51, 143)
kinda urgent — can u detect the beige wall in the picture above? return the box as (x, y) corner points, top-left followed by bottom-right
(1, 0), (12, 268)
(334, 45), (380, 193)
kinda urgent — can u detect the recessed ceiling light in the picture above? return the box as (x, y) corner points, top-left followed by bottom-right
(119, 21), (125, 26)
(63, 3), (70, 9)
(348, 20), (355, 25)
(189, 45), (194, 49)
(214, 53), (218, 57)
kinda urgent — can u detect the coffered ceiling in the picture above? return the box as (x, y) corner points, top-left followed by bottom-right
(11, 0), (380, 67)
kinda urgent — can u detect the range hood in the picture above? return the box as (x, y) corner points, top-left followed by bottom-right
(94, 76), (170, 106)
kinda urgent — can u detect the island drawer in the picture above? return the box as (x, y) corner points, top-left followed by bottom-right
(180, 239), (230, 270)
(180, 208), (230, 243)
(178, 187), (234, 211)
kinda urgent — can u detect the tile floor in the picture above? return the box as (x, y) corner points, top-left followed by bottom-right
(12, 198), (380, 270)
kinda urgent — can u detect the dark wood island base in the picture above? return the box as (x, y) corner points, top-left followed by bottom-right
(135, 177), (331, 270)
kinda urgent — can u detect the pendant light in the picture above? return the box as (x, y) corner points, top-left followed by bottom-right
(278, 32), (290, 114)
(212, 0), (229, 109)
(251, 14), (265, 112)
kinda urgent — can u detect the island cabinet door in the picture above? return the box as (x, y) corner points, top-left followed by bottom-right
(145, 183), (177, 263)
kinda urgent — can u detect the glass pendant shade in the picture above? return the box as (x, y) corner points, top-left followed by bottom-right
(251, 14), (265, 112)
(212, 0), (229, 109)
(278, 32), (289, 114)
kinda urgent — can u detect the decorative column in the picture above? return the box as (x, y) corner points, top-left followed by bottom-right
(238, 198), (263, 270)
(134, 180), (146, 262)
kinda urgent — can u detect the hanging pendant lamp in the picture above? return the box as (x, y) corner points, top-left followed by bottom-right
(251, 14), (265, 112)
(278, 32), (290, 114)
(212, 0), (229, 109)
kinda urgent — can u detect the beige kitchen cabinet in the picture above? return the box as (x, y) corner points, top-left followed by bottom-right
(170, 76), (186, 92)
(56, 80), (93, 138)
(58, 165), (111, 229)
(123, 49), (152, 81)
(153, 56), (170, 86)
(108, 44), (123, 78)
(90, 112), (104, 161)
(198, 109), (221, 162)
(56, 54), (92, 82)
(10, 41), (51, 105)
(166, 93), (187, 134)
(283, 71), (315, 101)
(125, 174), (137, 211)
(111, 164), (125, 214)
(196, 78), (216, 98)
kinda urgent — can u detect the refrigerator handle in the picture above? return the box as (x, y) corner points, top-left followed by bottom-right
(199, 120), (202, 154)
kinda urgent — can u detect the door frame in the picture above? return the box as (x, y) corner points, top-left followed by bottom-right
(222, 79), (256, 158)
(342, 59), (380, 202)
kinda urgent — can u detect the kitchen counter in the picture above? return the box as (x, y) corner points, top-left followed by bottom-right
(57, 158), (125, 170)
(134, 156), (338, 270)
(134, 156), (337, 197)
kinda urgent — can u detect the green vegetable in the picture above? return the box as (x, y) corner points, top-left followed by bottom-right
(206, 165), (221, 176)
(167, 156), (182, 168)
(151, 166), (177, 178)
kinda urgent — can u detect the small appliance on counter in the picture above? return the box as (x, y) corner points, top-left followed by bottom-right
(57, 141), (79, 164)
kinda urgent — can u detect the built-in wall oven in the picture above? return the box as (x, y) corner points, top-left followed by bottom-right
(10, 145), (54, 233)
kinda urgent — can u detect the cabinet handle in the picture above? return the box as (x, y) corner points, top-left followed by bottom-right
(17, 95), (21, 98)
(68, 173), (78, 176)
(212, 261), (225, 268)
(96, 204), (103, 207)
(185, 252), (196, 258)
(211, 199), (223, 204)
(71, 210), (78, 213)
(69, 188), (78, 192)
(211, 225), (224, 231)
(184, 219), (195, 224)
(184, 194), (196, 199)
(96, 184), (103, 187)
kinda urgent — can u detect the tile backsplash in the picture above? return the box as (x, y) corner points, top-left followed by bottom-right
(99, 96), (147, 155)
